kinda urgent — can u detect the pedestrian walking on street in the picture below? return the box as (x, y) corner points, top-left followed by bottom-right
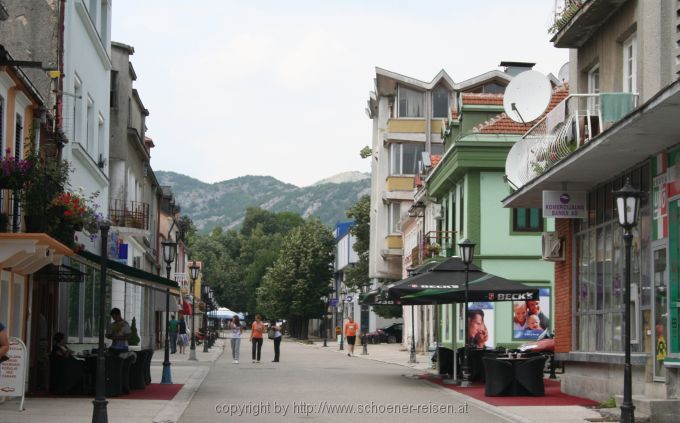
(344, 315), (359, 357)
(250, 314), (265, 363)
(168, 314), (179, 354)
(270, 320), (282, 362)
(229, 315), (243, 363)
(178, 314), (188, 354)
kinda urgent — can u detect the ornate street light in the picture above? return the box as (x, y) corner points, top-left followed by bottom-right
(320, 295), (328, 347)
(188, 261), (200, 361)
(361, 282), (370, 356)
(92, 220), (111, 423)
(160, 239), (177, 384)
(458, 238), (476, 388)
(614, 178), (642, 423)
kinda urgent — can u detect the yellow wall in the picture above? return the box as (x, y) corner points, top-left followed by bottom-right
(388, 119), (426, 133)
(386, 176), (414, 191)
(430, 119), (444, 134)
(385, 235), (403, 249)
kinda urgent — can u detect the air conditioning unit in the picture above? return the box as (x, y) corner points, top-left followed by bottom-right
(541, 232), (564, 261)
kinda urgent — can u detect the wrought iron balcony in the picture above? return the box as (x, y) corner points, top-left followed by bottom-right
(411, 231), (457, 265)
(109, 200), (149, 230)
(505, 92), (638, 188)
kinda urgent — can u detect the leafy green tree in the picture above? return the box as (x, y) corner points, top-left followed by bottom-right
(257, 218), (334, 338)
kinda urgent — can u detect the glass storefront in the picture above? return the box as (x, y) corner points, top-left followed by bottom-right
(575, 164), (651, 353)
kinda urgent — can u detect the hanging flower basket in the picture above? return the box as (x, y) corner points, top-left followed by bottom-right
(0, 150), (33, 190)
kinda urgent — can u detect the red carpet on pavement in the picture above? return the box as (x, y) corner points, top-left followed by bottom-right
(27, 384), (183, 401)
(420, 375), (598, 407)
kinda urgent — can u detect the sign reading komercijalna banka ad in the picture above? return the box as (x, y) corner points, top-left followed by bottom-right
(542, 191), (586, 218)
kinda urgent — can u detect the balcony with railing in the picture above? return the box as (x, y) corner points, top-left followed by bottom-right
(550, 0), (628, 48)
(109, 200), (149, 230)
(411, 230), (456, 266)
(506, 92), (638, 189)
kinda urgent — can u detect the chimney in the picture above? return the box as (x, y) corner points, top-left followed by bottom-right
(499, 61), (536, 77)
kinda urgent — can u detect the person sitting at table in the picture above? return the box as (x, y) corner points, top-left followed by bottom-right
(50, 332), (85, 394)
(467, 309), (489, 349)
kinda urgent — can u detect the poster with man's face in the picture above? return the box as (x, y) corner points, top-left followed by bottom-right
(512, 288), (551, 340)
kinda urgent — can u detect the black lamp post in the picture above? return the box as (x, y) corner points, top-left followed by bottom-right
(161, 239), (176, 384)
(458, 238), (476, 388)
(339, 288), (347, 351)
(188, 261), (200, 361)
(409, 304), (417, 364)
(92, 221), (110, 423)
(321, 295), (328, 347)
(361, 283), (370, 355)
(202, 284), (209, 353)
(614, 178), (641, 423)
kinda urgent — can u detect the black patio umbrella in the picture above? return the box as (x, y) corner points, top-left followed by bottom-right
(387, 257), (539, 305)
(359, 260), (443, 306)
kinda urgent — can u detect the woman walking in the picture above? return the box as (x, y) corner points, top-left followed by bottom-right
(229, 316), (243, 363)
(178, 314), (188, 354)
(250, 314), (265, 363)
(270, 320), (282, 362)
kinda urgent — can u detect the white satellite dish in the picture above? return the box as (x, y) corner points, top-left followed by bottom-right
(558, 62), (570, 84)
(503, 70), (552, 124)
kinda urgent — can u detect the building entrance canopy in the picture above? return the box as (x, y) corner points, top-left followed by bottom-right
(0, 234), (74, 275)
(503, 80), (680, 209)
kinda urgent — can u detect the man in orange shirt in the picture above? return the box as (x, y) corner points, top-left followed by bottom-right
(344, 316), (360, 357)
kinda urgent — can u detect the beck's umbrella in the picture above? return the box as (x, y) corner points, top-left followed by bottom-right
(359, 260), (443, 306)
(387, 257), (539, 305)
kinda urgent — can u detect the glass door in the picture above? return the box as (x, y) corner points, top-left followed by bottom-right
(653, 245), (668, 380)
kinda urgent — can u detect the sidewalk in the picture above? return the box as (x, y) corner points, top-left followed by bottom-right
(0, 340), (225, 423)
(305, 340), (606, 423)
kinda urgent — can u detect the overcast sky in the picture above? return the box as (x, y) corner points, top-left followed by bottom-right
(111, 0), (568, 187)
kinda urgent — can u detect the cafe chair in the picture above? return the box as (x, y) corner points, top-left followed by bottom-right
(49, 353), (85, 394)
(129, 350), (148, 390)
(482, 357), (514, 396)
(105, 354), (124, 397)
(514, 355), (547, 396)
(143, 349), (154, 385)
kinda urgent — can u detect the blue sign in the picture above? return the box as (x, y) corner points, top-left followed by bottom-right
(329, 298), (339, 307)
(345, 295), (353, 304)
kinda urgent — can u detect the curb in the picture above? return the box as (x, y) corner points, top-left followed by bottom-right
(151, 342), (225, 423)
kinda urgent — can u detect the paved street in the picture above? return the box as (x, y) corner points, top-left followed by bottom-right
(179, 338), (511, 423)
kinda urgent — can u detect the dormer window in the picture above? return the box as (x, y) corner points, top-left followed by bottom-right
(398, 86), (424, 118)
(432, 85), (449, 118)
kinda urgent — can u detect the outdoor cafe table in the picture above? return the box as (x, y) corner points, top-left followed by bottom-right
(482, 355), (546, 396)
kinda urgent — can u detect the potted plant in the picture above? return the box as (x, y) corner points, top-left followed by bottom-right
(51, 190), (104, 246)
(427, 242), (441, 256)
(21, 155), (70, 232)
(0, 150), (34, 191)
(128, 317), (141, 349)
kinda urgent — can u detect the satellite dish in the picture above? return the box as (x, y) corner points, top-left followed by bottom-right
(558, 62), (570, 84)
(503, 70), (552, 123)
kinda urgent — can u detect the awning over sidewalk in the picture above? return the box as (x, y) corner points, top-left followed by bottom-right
(75, 250), (179, 292)
(503, 80), (680, 208)
(0, 233), (74, 275)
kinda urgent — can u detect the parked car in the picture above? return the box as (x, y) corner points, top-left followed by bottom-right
(365, 323), (403, 344)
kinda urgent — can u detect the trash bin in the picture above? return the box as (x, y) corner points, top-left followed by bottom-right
(437, 347), (453, 376)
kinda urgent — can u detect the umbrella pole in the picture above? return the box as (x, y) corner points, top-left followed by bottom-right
(409, 305), (417, 363)
(434, 303), (439, 374)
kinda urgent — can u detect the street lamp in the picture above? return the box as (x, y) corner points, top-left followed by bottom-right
(458, 238), (476, 388)
(361, 282), (370, 355)
(339, 288), (347, 351)
(614, 178), (641, 423)
(160, 239), (176, 384)
(202, 284), (209, 353)
(188, 261), (200, 361)
(92, 221), (110, 423)
(321, 295), (328, 347)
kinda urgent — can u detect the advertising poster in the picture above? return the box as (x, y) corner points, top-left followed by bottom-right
(468, 302), (494, 348)
(512, 288), (551, 341)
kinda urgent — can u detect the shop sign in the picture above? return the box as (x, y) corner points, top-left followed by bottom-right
(542, 191), (586, 218)
(0, 337), (27, 411)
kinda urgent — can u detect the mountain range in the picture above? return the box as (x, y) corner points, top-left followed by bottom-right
(155, 171), (371, 233)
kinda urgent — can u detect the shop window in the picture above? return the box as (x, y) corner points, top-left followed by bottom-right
(513, 208), (543, 232)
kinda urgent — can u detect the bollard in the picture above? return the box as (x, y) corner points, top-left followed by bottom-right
(361, 334), (368, 355)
